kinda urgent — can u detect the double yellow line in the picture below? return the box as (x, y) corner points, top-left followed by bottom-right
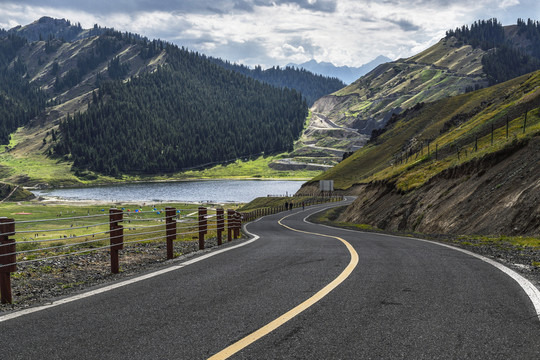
(209, 213), (359, 359)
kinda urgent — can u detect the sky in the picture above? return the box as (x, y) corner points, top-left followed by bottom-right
(0, 1), (538, 68)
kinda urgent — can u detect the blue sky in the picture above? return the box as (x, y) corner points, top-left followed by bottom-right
(0, 0), (538, 67)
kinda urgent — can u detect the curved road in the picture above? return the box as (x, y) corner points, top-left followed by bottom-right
(1, 199), (539, 359)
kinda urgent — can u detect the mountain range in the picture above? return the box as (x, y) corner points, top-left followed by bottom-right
(287, 56), (392, 84)
(0, 17), (344, 186)
(2, 16), (540, 199)
(289, 19), (540, 172)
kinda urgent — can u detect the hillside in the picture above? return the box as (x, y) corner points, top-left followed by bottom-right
(299, 68), (540, 236)
(210, 59), (346, 106)
(54, 62), (307, 176)
(0, 182), (34, 201)
(0, 17), (342, 186)
(295, 19), (540, 171)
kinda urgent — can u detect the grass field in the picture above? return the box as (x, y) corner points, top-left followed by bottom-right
(178, 154), (321, 180)
(0, 201), (239, 261)
(0, 144), (321, 187)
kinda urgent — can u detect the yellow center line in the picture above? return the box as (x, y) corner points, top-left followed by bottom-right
(208, 213), (359, 360)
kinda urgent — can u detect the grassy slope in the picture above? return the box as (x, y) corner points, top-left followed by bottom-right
(312, 69), (540, 190)
(177, 154), (320, 180)
(0, 182), (34, 201)
(1, 128), (86, 186)
(322, 39), (486, 130)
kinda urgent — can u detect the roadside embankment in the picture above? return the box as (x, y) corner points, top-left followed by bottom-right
(338, 137), (540, 236)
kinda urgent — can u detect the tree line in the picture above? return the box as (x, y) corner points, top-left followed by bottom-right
(0, 32), (46, 144)
(446, 18), (505, 50)
(210, 59), (345, 106)
(446, 18), (540, 85)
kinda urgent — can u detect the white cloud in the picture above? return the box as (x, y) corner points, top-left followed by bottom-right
(499, 0), (520, 9)
(282, 44), (306, 55)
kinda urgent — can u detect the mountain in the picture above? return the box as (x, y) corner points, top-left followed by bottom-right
(7, 16), (107, 42)
(54, 63), (307, 176)
(298, 65), (540, 236)
(292, 19), (540, 172)
(287, 56), (391, 84)
(0, 30), (47, 144)
(0, 17), (344, 186)
(210, 60), (345, 106)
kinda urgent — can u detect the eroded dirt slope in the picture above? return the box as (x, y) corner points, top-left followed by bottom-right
(339, 136), (540, 236)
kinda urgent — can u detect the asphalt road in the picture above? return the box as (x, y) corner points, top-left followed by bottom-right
(1, 200), (540, 359)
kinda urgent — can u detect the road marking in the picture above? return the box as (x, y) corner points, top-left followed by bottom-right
(208, 213), (359, 360)
(0, 208), (283, 323)
(0, 235), (260, 323)
(304, 215), (540, 321)
(412, 237), (540, 321)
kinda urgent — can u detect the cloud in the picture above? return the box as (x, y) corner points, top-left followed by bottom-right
(194, 38), (277, 65)
(0, 0), (337, 15)
(282, 43), (306, 56)
(0, 1), (243, 16)
(233, 0), (255, 12)
(499, 0), (520, 9)
(385, 18), (421, 32)
(0, 0), (537, 69)
(274, 0), (337, 12)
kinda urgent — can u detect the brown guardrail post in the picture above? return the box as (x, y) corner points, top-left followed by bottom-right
(166, 207), (176, 259)
(232, 212), (237, 239)
(109, 208), (123, 274)
(198, 207), (207, 250)
(216, 208), (224, 246)
(0, 217), (16, 304)
(234, 212), (241, 239)
(227, 209), (234, 242)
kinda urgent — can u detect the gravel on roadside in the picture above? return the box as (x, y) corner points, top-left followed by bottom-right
(0, 236), (241, 313)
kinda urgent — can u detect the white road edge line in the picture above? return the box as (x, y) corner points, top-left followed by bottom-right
(0, 230), (261, 323)
(303, 207), (540, 321)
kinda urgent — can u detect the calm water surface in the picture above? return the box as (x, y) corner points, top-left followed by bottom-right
(32, 180), (305, 203)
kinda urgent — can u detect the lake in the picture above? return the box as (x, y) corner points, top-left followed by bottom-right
(32, 180), (305, 203)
